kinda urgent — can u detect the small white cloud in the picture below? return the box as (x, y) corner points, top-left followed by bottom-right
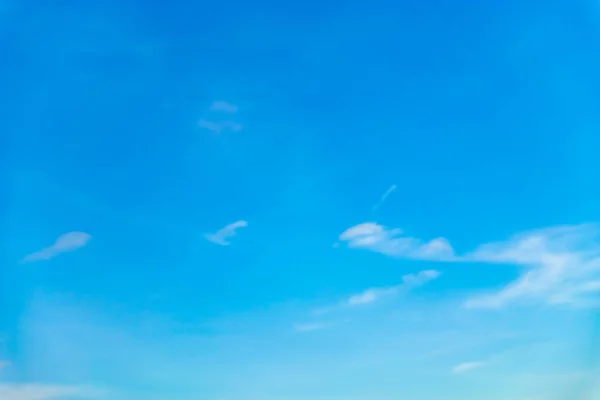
(204, 220), (248, 246)
(209, 101), (239, 113)
(0, 383), (97, 400)
(347, 288), (387, 306)
(452, 361), (487, 374)
(371, 184), (397, 212)
(338, 222), (455, 261)
(346, 269), (441, 307)
(198, 119), (242, 134)
(22, 232), (92, 263)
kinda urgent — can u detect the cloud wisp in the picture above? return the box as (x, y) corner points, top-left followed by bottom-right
(338, 222), (455, 261)
(346, 270), (441, 307)
(197, 119), (243, 134)
(371, 184), (397, 212)
(22, 232), (92, 263)
(204, 220), (248, 246)
(209, 101), (239, 114)
(0, 360), (10, 369)
(339, 222), (600, 309)
(464, 224), (600, 309)
(452, 361), (488, 374)
(198, 100), (242, 133)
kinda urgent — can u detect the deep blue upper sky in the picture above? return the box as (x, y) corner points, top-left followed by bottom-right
(2, 1), (600, 399)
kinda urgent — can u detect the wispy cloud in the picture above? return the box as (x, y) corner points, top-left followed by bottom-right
(198, 119), (243, 134)
(0, 383), (98, 400)
(452, 361), (488, 374)
(464, 224), (600, 309)
(204, 220), (248, 246)
(209, 101), (239, 113)
(339, 222), (600, 309)
(371, 184), (397, 212)
(22, 232), (92, 263)
(293, 322), (334, 332)
(338, 222), (455, 261)
(0, 360), (10, 369)
(346, 270), (441, 307)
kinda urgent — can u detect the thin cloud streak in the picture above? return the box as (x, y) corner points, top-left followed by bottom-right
(204, 220), (248, 246)
(22, 232), (92, 263)
(346, 270), (441, 307)
(371, 184), (397, 212)
(452, 361), (488, 374)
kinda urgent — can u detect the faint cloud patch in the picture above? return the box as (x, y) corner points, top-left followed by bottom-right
(371, 184), (397, 212)
(0, 383), (99, 400)
(209, 101), (239, 113)
(198, 119), (243, 134)
(346, 270), (441, 307)
(22, 232), (92, 263)
(338, 222), (455, 261)
(293, 321), (334, 333)
(452, 361), (488, 374)
(204, 220), (248, 246)
(0, 360), (10, 369)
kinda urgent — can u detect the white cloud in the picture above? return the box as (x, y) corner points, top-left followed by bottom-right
(22, 232), (92, 263)
(0, 383), (97, 400)
(338, 222), (455, 261)
(209, 101), (239, 113)
(346, 270), (441, 307)
(204, 220), (248, 246)
(371, 184), (397, 212)
(464, 224), (600, 309)
(339, 222), (600, 309)
(198, 119), (242, 134)
(452, 361), (487, 374)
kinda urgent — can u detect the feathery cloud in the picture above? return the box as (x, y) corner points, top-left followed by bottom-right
(346, 270), (441, 307)
(204, 220), (248, 246)
(198, 119), (243, 134)
(338, 222), (455, 261)
(371, 184), (397, 212)
(452, 361), (487, 374)
(209, 101), (239, 113)
(464, 224), (600, 309)
(22, 232), (91, 263)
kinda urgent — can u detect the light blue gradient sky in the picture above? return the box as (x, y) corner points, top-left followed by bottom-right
(2, 0), (600, 399)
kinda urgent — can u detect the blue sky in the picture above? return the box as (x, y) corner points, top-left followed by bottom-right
(2, 0), (600, 399)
